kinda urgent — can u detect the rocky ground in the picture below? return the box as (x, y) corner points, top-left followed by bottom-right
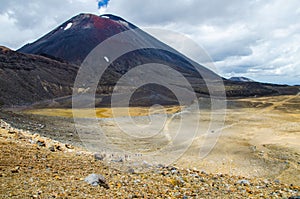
(1, 117), (300, 198)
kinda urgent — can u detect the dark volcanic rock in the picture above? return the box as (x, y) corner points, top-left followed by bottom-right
(0, 46), (78, 106)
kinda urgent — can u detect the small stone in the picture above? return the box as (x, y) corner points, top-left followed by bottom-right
(48, 145), (61, 152)
(112, 158), (123, 163)
(55, 145), (62, 151)
(199, 177), (205, 182)
(142, 161), (151, 168)
(8, 130), (16, 134)
(11, 166), (20, 173)
(65, 144), (74, 149)
(84, 174), (109, 189)
(33, 133), (40, 138)
(54, 175), (61, 180)
(171, 168), (178, 174)
(161, 171), (169, 176)
(94, 153), (105, 161)
(289, 197), (300, 199)
(157, 164), (164, 168)
(249, 145), (257, 152)
(201, 170), (207, 175)
(263, 179), (269, 184)
(49, 146), (56, 152)
(237, 179), (250, 186)
(38, 124), (45, 129)
(37, 140), (46, 147)
(128, 168), (135, 174)
(274, 179), (280, 184)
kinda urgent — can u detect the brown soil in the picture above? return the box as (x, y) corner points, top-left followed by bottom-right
(1, 94), (300, 198)
(1, 122), (299, 198)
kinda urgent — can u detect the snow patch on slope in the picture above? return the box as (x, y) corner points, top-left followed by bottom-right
(104, 56), (109, 63)
(119, 20), (129, 27)
(64, 23), (73, 30)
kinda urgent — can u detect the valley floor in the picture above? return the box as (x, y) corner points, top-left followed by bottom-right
(0, 94), (300, 198)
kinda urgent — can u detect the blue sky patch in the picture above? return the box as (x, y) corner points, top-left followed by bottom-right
(98, 0), (110, 9)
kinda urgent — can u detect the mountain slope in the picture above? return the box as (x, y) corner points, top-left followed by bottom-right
(0, 46), (78, 106)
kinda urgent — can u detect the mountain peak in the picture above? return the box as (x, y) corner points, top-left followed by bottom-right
(59, 13), (135, 31)
(18, 13), (136, 65)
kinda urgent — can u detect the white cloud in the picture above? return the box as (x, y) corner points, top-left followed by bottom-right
(0, 0), (98, 49)
(0, 0), (299, 84)
(104, 0), (300, 85)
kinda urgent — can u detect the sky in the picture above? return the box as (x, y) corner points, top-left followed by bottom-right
(0, 0), (299, 85)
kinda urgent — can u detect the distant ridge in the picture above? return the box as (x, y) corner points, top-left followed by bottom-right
(229, 76), (254, 82)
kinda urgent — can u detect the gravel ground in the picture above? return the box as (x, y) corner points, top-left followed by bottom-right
(1, 119), (299, 198)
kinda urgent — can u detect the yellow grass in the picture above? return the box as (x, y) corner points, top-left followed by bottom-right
(24, 106), (182, 118)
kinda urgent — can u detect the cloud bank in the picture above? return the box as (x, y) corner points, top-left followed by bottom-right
(0, 0), (299, 84)
(0, 0), (98, 49)
(105, 0), (300, 85)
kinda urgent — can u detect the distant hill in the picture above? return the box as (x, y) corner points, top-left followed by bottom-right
(229, 76), (254, 82)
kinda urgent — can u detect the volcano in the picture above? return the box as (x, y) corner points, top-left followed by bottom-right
(18, 14), (137, 65)
(17, 14), (219, 85)
(0, 13), (296, 107)
(17, 13), (225, 107)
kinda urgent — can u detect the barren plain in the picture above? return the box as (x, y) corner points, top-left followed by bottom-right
(1, 94), (300, 198)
